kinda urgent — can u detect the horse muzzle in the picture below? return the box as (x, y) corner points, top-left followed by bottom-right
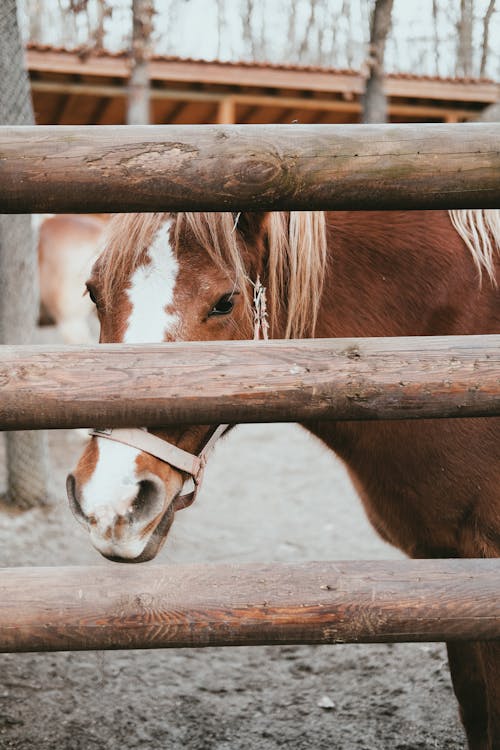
(66, 471), (176, 562)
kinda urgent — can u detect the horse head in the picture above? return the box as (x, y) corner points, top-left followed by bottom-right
(67, 211), (326, 562)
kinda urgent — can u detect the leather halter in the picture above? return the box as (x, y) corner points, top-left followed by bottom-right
(89, 424), (229, 511)
(89, 278), (269, 513)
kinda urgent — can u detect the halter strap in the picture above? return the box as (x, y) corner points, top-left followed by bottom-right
(89, 424), (229, 511)
(90, 278), (269, 513)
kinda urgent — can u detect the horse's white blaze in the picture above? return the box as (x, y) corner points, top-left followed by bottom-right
(124, 219), (180, 343)
(80, 440), (150, 558)
(81, 439), (141, 521)
(81, 221), (180, 558)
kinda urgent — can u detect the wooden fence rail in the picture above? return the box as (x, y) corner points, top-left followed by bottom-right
(0, 334), (498, 430)
(0, 560), (499, 653)
(1, 123), (500, 213)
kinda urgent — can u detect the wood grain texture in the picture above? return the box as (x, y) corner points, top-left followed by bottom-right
(1, 123), (500, 212)
(0, 335), (498, 429)
(0, 560), (499, 652)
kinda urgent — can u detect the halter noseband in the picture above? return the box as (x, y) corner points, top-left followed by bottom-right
(90, 278), (269, 513)
(89, 423), (229, 511)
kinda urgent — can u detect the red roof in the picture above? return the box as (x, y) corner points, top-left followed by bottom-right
(25, 42), (495, 86)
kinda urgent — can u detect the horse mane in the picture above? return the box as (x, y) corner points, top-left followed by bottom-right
(449, 209), (500, 286)
(99, 210), (327, 339)
(97, 208), (498, 339)
(267, 212), (327, 338)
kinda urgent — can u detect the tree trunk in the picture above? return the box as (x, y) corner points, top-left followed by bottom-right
(362, 0), (394, 124)
(126, 0), (154, 126)
(432, 0), (441, 76)
(242, 0), (257, 60)
(298, 0), (318, 62)
(0, 0), (49, 508)
(215, 0), (225, 60)
(456, 0), (474, 77)
(473, 1), (498, 121)
(480, 0), (495, 77)
(93, 0), (107, 51)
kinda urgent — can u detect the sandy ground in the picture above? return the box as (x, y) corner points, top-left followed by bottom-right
(0, 419), (467, 750)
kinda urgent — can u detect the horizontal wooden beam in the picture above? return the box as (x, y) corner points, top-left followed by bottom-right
(30, 80), (479, 122)
(1, 123), (500, 212)
(0, 335), (498, 430)
(0, 560), (499, 652)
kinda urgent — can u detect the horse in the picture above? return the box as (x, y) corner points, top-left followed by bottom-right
(66, 208), (500, 749)
(37, 214), (108, 344)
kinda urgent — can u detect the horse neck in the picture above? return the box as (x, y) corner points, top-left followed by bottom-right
(301, 210), (500, 559)
(314, 210), (499, 340)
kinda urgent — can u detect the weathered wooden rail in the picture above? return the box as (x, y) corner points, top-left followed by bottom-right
(1, 123), (500, 212)
(0, 560), (499, 653)
(0, 334), (498, 429)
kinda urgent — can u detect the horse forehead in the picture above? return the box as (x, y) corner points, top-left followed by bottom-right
(136, 218), (177, 276)
(124, 218), (180, 298)
(124, 218), (181, 343)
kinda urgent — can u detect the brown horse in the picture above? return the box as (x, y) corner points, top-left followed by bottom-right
(37, 214), (108, 343)
(67, 208), (500, 749)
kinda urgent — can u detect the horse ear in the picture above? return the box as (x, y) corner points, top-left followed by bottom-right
(233, 212), (270, 242)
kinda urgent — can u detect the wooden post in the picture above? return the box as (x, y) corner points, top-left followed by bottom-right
(0, 560), (499, 653)
(216, 97), (236, 124)
(0, 335), (498, 429)
(0, 123), (500, 212)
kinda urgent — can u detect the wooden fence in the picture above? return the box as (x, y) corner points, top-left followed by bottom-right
(0, 123), (500, 212)
(0, 334), (499, 429)
(1, 561), (500, 653)
(0, 122), (499, 653)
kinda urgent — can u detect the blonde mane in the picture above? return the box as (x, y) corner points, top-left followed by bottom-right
(99, 211), (327, 339)
(449, 209), (500, 286)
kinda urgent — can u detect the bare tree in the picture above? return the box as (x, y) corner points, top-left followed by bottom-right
(127, 0), (154, 125)
(0, 0), (49, 508)
(456, 0), (474, 76)
(480, 0), (496, 77)
(298, 0), (318, 61)
(20, 0), (500, 80)
(93, 0), (112, 50)
(362, 0), (394, 123)
(64, 0), (113, 51)
(284, 0), (298, 63)
(474, 1), (500, 120)
(432, 0), (441, 76)
(342, 0), (354, 68)
(242, 0), (254, 59)
(215, 0), (225, 59)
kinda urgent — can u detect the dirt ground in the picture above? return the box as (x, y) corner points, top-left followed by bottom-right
(0, 423), (466, 750)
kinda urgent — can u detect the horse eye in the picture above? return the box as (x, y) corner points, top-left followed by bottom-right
(86, 284), (98, 306)
(209, 294), (234, 317)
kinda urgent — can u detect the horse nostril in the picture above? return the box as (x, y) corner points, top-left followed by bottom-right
(130, 479), (164, 521)
(66, 473), (86, 522)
